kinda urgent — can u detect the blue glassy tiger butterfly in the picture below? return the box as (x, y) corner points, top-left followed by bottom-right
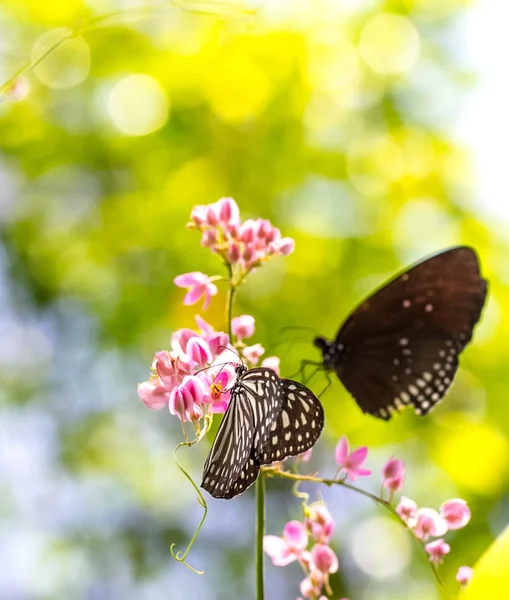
(201, 365), (324, 499)
(312, 246), (487, 420)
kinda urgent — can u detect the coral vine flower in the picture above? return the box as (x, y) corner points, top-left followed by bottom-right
(382, 457), (405, 492)
(305, 503), (335, 544)
(242, 343), (265, 365)
(232, 315), (255, 339)
(335, 436), (371, 480)
(174, 271), (218, 309)
(425, 538), (451, 566)
(264, 521), (309, 566)
(261, 355), (280, 375)
(396, 496), (418, 523)
(311, 544), (339, 574)
(456, 566), (473, 587)
(413, 508), (448, 541)
(439, 499), (471, 530)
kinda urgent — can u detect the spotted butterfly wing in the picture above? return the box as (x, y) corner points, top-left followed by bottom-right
(314, 246), (487, 419)
(201, 367), (282, 499)
(258, 379), (324, 465)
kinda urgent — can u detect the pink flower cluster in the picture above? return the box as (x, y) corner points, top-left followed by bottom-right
(188, 197), (295, 272)
(137, 314), (280, 424)
(396, 496), (471, 567)
(137, 315), (236, 422)
(264, 503), (344, 600)
(265, 435), (474, 597)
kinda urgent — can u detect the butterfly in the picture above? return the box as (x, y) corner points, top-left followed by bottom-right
(201, 365), (324, 499)
(311, 246), (487, 420)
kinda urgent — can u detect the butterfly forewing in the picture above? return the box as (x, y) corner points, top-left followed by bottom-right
(201, 383), (256, 498)
(316, 246), (487, 419)
(259, 379), (324, 465)
(201, 367), (283, 499)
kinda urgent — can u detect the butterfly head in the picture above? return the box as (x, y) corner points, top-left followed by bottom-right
(313, 336), (339, 370)
(234, 364), (247, 376)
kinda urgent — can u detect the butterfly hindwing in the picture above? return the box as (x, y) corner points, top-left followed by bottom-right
(258, 379), (324, 465)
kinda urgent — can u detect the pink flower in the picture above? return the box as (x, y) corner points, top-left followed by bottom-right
(232, 315), (255, 340)
(396, 496), (417, 523)
(227, 242), (241, 264)
(216, 197), (240, 227)
(425, 538), (450, 566)
(168, 376), (208, 421)
(185, 337), (213, 366)
(382, 457), (405, 493)
(311, 544), (339, 574)
(264, 521), (309, 566)
(299, 571), (324, 599)
(335, 436), (371, 481)
(440, 499), (471, 530)
(261, 356), (280, 375)
(168, 382), (194, 421)
(174, 272), (218, 309)
(413, 508), (448, 541)
(207, 369), (234, 413)
(305, 503), (335, 544)
(456, 566), (473, 587)
(243, 343), (265, 365)
(137, 379), (168, 410)
(277, 237), (295, 255)
(190, 204), (207, 226)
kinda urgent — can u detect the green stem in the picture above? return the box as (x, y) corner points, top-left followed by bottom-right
(225, 263), (236, 340)
(256, 473), (266, 600)
(264, 468), (452, 598)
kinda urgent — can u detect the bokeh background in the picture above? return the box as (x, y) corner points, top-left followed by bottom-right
(0, 1), (508, 599)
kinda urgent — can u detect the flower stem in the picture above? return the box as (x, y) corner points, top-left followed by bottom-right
(256, 473), (266, 600)
(225, 263), (236, 341)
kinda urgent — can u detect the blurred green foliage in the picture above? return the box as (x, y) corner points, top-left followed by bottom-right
(0, 1), (508, 599)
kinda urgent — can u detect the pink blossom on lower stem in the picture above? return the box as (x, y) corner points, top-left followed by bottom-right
(311, 544), (339, 574)
(261, 355), (280, 375)
(335, 436), (371, 481)
(243, 343), (265, 365)
(413, 508), (448, 541)
(305, 503), (334, 544)
(174, 272), (218, 309)
(264, 521), (309, 566)
(396, 496), (418, 523)
(299, 570), (324, 599)
(382, 457), (405, 493)
(439, 499), (471, 530)
(456, 566), (473, 587)
(232, 315), (255, 340)
(425, 538), (450, 566)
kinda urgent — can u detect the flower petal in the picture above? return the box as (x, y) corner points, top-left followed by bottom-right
(174, 272), (204, 287)
(283, 521), (308, 551)
(335, 436), (349, 464)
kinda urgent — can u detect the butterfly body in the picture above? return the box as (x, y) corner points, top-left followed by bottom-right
(201, 366), (324, 499)
(314, 246), (487, 420)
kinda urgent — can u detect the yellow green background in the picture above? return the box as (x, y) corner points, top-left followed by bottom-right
(1, 1), (507, 599)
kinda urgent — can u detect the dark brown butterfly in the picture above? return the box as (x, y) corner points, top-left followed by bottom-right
(313, 246), (488, 420)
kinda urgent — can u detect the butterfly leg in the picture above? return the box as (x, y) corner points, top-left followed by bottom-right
(293, 360), (323, 385)
(317, 371), (332, 398)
